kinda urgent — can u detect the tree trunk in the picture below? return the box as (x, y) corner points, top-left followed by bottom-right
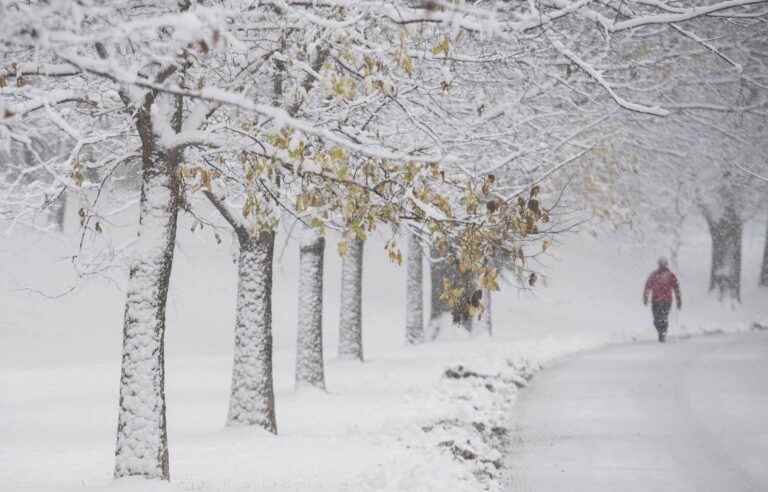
(42, 191), (66, 231)
(706, 206), (742, 302)
(51, 193), (66, 231)
(114, 155), (178, 480)
(296, 226), (326, 389)
(429, 246), (449, 339)
(405, 230), (424, 345)
(760, 215), (768, 287)
(226, 232), (278, 432)
(452, 269), (478, 332)
(475, 289), (492, 336)
(338, 238), (364, 361)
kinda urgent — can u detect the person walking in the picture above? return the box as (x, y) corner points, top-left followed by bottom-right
(643, 257), (682, 343)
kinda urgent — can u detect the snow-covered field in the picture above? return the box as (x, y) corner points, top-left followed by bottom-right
(2, 210), (766, 492)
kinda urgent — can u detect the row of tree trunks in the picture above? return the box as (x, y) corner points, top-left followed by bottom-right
(115, 191), (498, 480)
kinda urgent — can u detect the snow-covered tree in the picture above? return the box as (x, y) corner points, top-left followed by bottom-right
(1, 1), (236, 479)
(542, 6), (768, 301)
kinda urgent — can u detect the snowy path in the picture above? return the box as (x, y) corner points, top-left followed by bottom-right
(505, 332), (768, 492)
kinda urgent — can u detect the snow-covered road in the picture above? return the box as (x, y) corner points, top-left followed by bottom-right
(505, 331), (768, 492)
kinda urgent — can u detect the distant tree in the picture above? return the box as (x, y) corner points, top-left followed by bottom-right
(428, 248), (451, 338)
(702, 191), (743, 301)
(405, 228), (424, 344)
(761, 208), (768, 287)
(477, 289), (492, 336)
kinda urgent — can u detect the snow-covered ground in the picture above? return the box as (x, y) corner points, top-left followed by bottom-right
(506, 331), (768, 491)
(1, 208), (766, 491)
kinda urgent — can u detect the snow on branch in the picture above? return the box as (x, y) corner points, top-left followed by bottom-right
(522, 0), (768, 35)
(734, 163), (768, 183)
(1, 91), (90, 120)
(549, 37), (671, 117)
(51, 53), (443, 162)
(1, 63), (80, 78)
(668, 23), (742, 72)
(514, 0), (599, 32)
(610, 0), (768, 31)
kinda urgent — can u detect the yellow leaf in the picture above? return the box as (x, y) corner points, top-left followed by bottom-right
(480, 268), (500, 291)
(402, 54), (413, 76)
(329, 147), (347, 162)
(201, 169), (213, 193)
(310, 217), (325, 233)
(431, 37), (450, 57)
(464, 189), (479, 214)
(296, 194), (306, 213)
(353, 224), (367, 241)
(386, 241), (403, 266)
(336, 164), (349, 180)
(468, 304), (481, 318)
(338, 239), (349, 257)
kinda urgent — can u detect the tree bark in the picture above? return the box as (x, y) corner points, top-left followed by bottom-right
(338, 238), (364, 361)
(296, 226), (326, 389)
(429, 246), (449, 339)
(760, 215), (768, 287)
(474, 288), (492, 336)
(452, 269), (478, 331)
(226, 231), (278, 432)
(405, 230), (424, 345)
(705, 206), (742, 302)
(51, 193), (66, 231)
(114, 152), (178, 481)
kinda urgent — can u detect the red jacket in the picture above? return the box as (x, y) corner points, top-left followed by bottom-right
(644, 267), (681, 305)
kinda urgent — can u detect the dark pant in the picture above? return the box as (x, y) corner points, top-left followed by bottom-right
(651, 301), (671, 335)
